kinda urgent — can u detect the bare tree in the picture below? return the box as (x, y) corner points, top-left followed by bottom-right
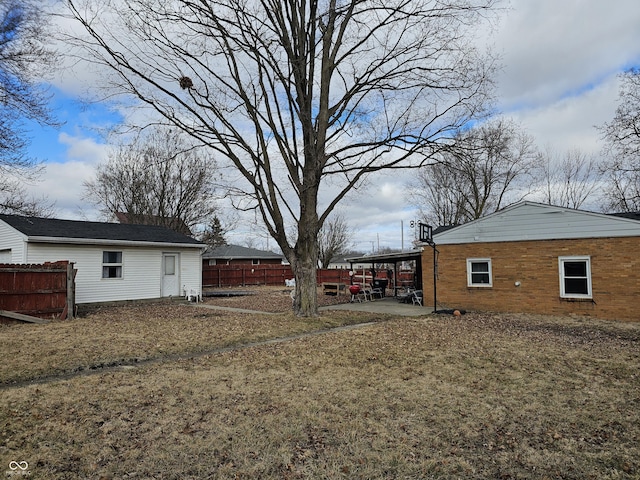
(599, 68), (640, 212)
(600, 156), (640, 212)
(539, 147), (602, 209)
(409, 162), (469, 227)
(318, 213), (353, 268)
(0, 179), (55, 216)
(84, 127), (219, 235)
(1, 0), (58, 215)
(409, 118), (539, 225)
(66, 0), (498, 316)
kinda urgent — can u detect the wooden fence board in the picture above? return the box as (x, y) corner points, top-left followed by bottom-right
(202, 264), (355, 288)
(0, 262), (76, 321)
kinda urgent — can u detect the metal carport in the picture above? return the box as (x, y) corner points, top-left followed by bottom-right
(344, 249), (423, 293)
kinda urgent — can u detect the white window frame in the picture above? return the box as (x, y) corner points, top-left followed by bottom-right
(466, 258), (492, 287)
(559, 256), (592, 299)
(102, 251), (123, 279)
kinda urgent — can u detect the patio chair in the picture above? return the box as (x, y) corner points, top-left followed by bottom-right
(411, 290), (423, 306)
(370, 287), (384, 299)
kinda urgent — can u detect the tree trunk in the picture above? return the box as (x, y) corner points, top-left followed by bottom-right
(291, 188), (320, 316)
(291, 249), (318, 317)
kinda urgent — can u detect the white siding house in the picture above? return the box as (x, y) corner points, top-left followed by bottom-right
(0, 214), (205, 304)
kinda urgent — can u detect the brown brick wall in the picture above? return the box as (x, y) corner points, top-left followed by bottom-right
(422, 237), (640, 321)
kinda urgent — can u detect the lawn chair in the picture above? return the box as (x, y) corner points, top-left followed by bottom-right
(411, 290), (423, 306)
(370, 287), (384, 299)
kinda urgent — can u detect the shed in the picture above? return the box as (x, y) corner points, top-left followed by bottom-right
(202, 244), (284, 266)
(0, 214), (205, 304)
(421, 201), (640, 321)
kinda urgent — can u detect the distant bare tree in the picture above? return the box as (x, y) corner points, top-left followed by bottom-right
(410, 162), (468, 227)
(84, 127), (219, 235)
(600, 68), (640, 212)
(600, 156), (640, 212)
(318, 213), (353, 268)
(0, 0), (58, 215)
(0, 180), (55, 216)
(410, 118), (540, 225)
(540, 147), (602, 209)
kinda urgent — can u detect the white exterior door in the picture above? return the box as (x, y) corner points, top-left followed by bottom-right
(161, 253), (180, 297)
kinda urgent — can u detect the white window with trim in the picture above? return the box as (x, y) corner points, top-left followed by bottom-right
(559, 256), (591, 299)
(102, 251), (123, 279)
(467, 258), (492, 287)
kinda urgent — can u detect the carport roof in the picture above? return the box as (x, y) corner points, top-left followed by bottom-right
(344, 249), (422, 265)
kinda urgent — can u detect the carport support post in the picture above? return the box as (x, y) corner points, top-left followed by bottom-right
(432, 244), (438, 313)
(66, 262), (76, 320)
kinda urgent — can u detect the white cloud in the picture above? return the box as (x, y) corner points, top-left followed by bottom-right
(494, 0), (640, 110)
(22, 133), (109, 220)
(58, 132), (109, 165)
(510, 74), (620, 154)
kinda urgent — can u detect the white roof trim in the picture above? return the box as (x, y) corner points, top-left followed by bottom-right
(432, 201), (640, 245)
(25, 236), (205, 249)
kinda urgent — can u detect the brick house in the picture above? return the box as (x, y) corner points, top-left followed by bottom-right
(421, 202), (640, 321)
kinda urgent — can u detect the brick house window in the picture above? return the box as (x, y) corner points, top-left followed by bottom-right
(102, 251), (123, 279)
(559, 256), (591, 298)
(467, 258), (492, 287)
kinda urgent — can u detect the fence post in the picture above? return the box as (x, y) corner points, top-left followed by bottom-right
(66, 262), (76, 320)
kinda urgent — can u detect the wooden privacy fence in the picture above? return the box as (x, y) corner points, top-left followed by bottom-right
(203, 264), (354, 288)
(0, 261), (76, 323)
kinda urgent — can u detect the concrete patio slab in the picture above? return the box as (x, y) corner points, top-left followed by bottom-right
(320, 296), (432, 316)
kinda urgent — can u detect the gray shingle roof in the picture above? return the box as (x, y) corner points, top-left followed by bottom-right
(0, 214), (204, 246)
(203, 244), (283, 260)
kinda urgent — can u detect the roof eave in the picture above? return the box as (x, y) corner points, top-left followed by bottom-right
(26, 236), (205, 249)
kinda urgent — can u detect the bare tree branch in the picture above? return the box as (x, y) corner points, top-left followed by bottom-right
(83, 126), (219, 235)
(409, 118), (539, 225)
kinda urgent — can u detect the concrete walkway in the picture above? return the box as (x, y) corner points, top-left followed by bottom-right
(193, 295), (432, 317)
(193, 304), (276, 315)
(320, 296), (432, 316)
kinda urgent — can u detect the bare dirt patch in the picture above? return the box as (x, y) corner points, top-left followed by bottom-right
(1, 297), (639, 479)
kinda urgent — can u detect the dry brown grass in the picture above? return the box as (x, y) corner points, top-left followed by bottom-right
(202, 285), (351, 312)
(1, 295), (639, 479)
(0, 290), (370, 387)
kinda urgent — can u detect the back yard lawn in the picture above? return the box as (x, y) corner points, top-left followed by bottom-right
(1, 299), (639, 479)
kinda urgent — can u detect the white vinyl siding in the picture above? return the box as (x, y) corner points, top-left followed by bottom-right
(25, 243), (202, 304)
(559, 256), (592, 299)
(467, 258), (492, 287)
(434, 202), (640, 245)
(0, 220), (27, 263)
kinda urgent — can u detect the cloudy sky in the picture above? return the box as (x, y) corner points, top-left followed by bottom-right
(20, 0), (640, 252)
